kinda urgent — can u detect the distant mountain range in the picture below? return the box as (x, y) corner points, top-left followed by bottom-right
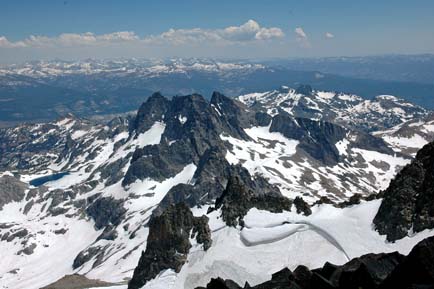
(265, 54), (434, 84)
(1, 56), (434, 124)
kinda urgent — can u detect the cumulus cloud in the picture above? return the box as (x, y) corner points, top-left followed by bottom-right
(294, 27), (310, 48)
(145, 20), (284, 45)
(0, 31), (140, 48)
(0, 20), (284, 49)
(221, 19), (261, 41)
(255, 27), (285, 40)
(0, 36), (26, 48)
(295, 27), (307, 39)
(325, 32), (334, 39)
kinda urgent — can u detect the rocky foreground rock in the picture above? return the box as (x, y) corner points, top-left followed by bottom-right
(374, 141), (434, 241)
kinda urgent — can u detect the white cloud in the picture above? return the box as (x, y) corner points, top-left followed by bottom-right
(325, 32), (335, 39)
(294, 27), (311, 48)
(0, 20), (284, 49)
(0, 36), (26, 48)
(221, 19), (261, 41)
(145, 20), (284, 45)
(295, 27), (307, 39)
(255, 27), (285, 40)
(0, 31), (140, 48)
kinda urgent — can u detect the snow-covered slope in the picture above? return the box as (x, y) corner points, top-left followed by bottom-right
(374, 113), (434, 156)
(141, 200), (434, 289)
(238, 86), (429, 132)
(0, 115), (192, 288)
(221, 124), (407, 203)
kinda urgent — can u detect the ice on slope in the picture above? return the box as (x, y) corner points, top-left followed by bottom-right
(147, 200), (434, 289)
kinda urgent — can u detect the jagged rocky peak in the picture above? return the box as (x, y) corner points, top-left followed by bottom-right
(123, 91), (253, 187)
(210, 91), (254, 137)
(133, 91), (169, 133)
(295, 84), (313, 95)
(374, 140), (434, 241)
(128, 202), (211, 289)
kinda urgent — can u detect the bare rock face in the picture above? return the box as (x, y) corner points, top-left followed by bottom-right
(128, 203), (211, 289)
(374, 141), (434, 242)
(123, 92), (250, 187)
(86, 197), (126, 230)
(293, 196), (312, 216)
(215, 175), (291, 227)
(0, 175), (27, 209)
(270, 114), (346, 166)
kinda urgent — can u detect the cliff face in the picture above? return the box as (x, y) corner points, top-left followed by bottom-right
(128, 203), (211, 289)
(374, 141), (434, 242)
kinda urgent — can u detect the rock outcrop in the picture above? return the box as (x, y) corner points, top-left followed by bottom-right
(0, 175), (27, 209)
(128, 203), (211, 289)
(86, 197), (126, 230)
(374, 141), (434, 241)
(270, 114), (347, 165)
(214, 175), (291, 227)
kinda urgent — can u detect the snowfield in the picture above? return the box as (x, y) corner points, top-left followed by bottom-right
(221, 125), (409, 203)
(143, 200), (434, 289)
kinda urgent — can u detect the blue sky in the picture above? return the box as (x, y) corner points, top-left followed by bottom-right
(1, 0), (434, 62)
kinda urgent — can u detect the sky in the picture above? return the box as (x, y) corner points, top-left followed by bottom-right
(1, 0), (434, 63)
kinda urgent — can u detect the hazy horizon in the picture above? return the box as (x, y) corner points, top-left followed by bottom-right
(1, 1), (434, 63)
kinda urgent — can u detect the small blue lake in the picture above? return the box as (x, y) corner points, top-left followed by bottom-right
(29, 172), (70, 186)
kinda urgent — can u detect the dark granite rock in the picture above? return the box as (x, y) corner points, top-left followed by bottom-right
(374, 141), (434, 241)
(270, 114), (346, 166)
(128, 203), (211, 289)
(73, 246), (101, 269)
(199, 277), (242, 289)
(6, 228), (28, 242)
(293, 197), (312, 216)
(380, 235), (434, 289)
(295, 85), (313, 96)
(86, 197), (126, 230)
(255, 112), (272, 127)
(96, 226), (118, 241)
(0, 175), (27, 209)
(329, 252), (404, 289)
(215, 175), (291, 227)
(133, 92), (169, 134)
(17, 243), (37, 255)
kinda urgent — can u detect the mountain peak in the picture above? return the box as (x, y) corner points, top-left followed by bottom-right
(295, 84), (313, 95)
